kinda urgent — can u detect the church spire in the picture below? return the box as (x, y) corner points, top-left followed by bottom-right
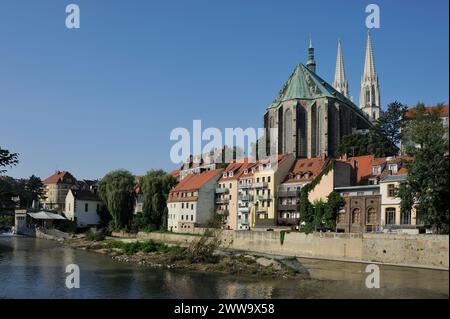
(333, 39), (349, 98)
(306, 35), (316, 73)
(359, 30), (381, 121)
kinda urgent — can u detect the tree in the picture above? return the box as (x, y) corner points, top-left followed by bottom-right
(98, 170), (135, 230)
(337, 133), (370, 157)
(367, 101), (406, 157)
(323, 191), (345, 230)
(0, 147), (18, 174)
(0, 176), (17, 210)
(398, 103), (449, 234)
(23, 175), (46, 208)
(139, 170), (178, 230)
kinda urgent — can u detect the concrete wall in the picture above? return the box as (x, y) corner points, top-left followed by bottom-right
(133, 230), (449, 269)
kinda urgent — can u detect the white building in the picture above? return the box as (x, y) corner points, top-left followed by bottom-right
(64, 189), (103, 228)
(167, 169), (223, 233)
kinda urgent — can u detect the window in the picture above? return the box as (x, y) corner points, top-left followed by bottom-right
(268, 176), (271, 183)
(400, 210), (411, 225)
(84, 203), (88, 212)
(229, 183), (232, 189)
(181, 215), (184, 220)
(351, 208), (361, 224)
(191, 215), (193, 221)
(191, 204), (194, 210)
(385, 208), (396, 225)
(388, 164), (398, 174)
(181, 203), (184, 209)
(367, 207), (377, 224)
(387, 184), (395, 197)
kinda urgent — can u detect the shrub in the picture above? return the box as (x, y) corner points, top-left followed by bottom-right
(85, 228), (106, 241)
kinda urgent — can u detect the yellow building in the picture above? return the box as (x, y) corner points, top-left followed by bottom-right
(42, 171), (77, 213)
(251, 154), (295, 228)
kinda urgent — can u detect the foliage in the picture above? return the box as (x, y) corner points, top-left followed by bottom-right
(323, 191), (345, 230)
(85, 228), (106, 241)
(56, 220), (77, 234)
(103, 240), (185, 255)
(298, 160), (345, 232)
(98, 170), (135, 229)
(337, 101), (406, 158)
(337, 133), (370, 157)
(185, 220), (224, 263)
(0, 215), (14, 228)
(0, 176), (17, 209)
(139, 170), (178, 231)
(367, 101), (406, 157)
(399, 103), (449, 234)
(0, 147), (19, 174)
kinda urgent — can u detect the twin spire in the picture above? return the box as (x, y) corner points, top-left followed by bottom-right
(333, 39), (349, 98)
(306, 32), (380, 121)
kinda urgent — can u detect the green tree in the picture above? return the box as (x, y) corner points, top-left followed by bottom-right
(0, 176), (17, 210)
(0, 147), (18, 174)
(98, 170), (135, 230)
(23, 175), (46, 208)
(337, 133), (370, 157)
(139, 170), (178, 230)
(323, 191), (345, 230)
(398, 103), (449, 234)
(367, 101), (406, 157)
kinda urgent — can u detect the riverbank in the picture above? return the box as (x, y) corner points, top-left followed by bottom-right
(64, 236), (309, 279)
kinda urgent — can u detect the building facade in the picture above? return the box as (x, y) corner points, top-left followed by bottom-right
(64, 189), (103, 228)
(42, 171), (77, 213)
(167, 169), (223, 233)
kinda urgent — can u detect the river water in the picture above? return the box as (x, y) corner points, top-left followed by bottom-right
(0, 235), (448, 299)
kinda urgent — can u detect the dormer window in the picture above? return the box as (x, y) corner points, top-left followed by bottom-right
(296, 174), (301, 180)
(373, 166), (381, 175)
(388, 164), (398, 174)
(244, 169), (248, 175)
(229, 171), (234, 177)
(223, 172), (227, 178)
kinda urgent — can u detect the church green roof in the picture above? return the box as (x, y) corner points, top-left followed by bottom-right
(268, 64), (364, 117)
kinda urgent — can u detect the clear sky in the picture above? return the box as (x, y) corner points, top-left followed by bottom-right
(1, 0), (448, 180)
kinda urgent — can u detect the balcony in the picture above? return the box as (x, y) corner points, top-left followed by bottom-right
(238, 184), (252, 189)
(277, 191), (300, 198)
(215, 198), (229, 204)
(253, 182), (268, 188)
(256, 194), (272, 201)
(255, 207), (267, 214)
(239, 194), (252, 201)
(215, 188), (229, 194)
(238, 207), (249, 213)
(277, 204), (298, 211)
(216, 209), (229, 216)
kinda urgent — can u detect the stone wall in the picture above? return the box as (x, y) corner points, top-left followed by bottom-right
(131, 230), (449, 269)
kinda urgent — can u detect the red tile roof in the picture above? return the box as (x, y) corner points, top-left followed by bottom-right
(405, 105), (449, 119)
(219, 158), (258, 181)
(43, 171), (76, 185)
(170, 169), (181, 180)
(167, 169), (223, 203)
(284, 157), (327, 183)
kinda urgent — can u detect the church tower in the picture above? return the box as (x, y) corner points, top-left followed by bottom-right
(306, 37), (316, 72)
(333, 39), (349, 98)
(360, 30), (381, 121)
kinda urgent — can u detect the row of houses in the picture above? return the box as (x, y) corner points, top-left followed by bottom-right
(167, 153), (422, 234)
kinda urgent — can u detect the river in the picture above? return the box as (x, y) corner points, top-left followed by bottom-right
(0, 235), (448, 299)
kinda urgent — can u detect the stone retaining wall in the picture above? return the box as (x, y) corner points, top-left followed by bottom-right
(125, 230), (448, 269)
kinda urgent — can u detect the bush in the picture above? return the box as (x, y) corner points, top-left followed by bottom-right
(105, 239), (186, 255)
(85, 228), (106, 241)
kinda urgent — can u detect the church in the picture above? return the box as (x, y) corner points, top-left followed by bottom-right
(264, 31), (381, 159)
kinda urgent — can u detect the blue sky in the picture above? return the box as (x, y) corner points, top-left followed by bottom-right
(1, 0), (448, 180)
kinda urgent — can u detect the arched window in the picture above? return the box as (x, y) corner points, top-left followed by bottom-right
(367, 207), (377, 224)
(352, 208), (361, 224)
(284, 109), (293, 154)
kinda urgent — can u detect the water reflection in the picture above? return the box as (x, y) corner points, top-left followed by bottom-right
(0, 237), (447, 299)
